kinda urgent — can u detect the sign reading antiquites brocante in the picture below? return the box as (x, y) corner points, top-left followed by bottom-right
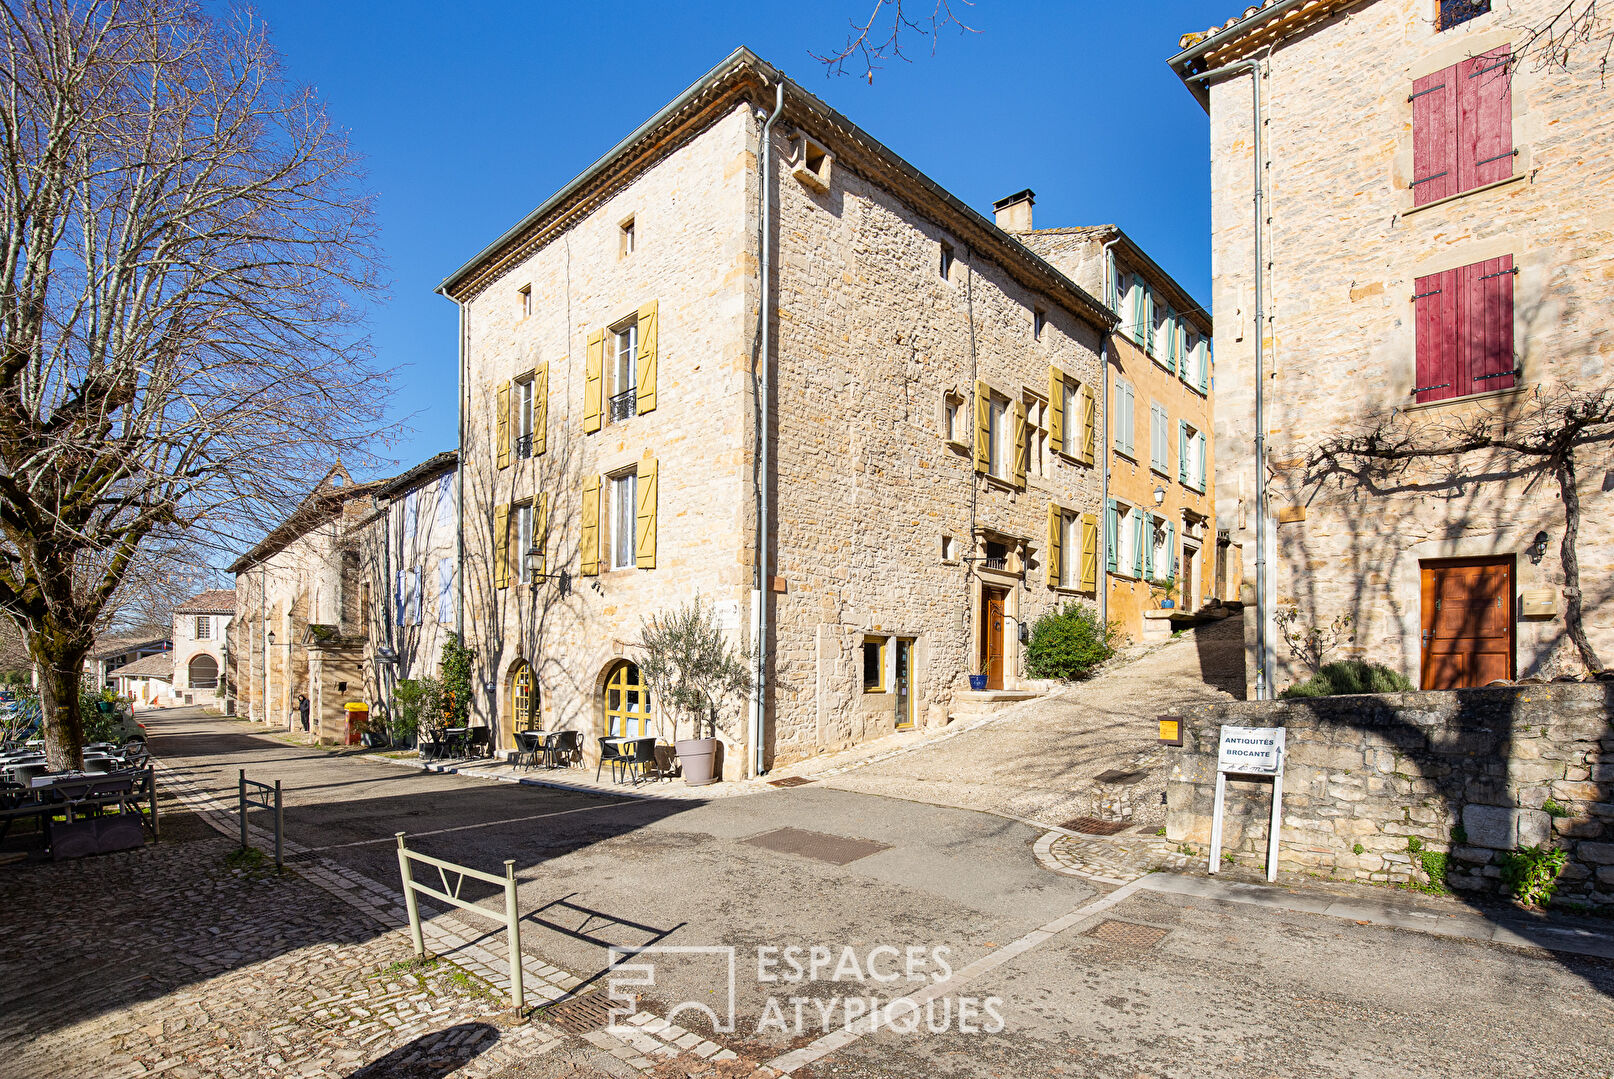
(1217, 725), (1285, 775)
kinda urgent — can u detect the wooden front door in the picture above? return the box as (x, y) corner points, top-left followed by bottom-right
(1421, 557), (1514, 689)
(982, 588), (1007, 691)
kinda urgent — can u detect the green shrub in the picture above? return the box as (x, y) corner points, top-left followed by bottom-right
(1279, 661), (1413, 698)
(1418, 850), (1450, 891)
(1025, 604), (1117, 680)
(1499, 844), (1568, 907)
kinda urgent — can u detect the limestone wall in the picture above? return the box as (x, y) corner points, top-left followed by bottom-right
(1166, 684), (1614, 901)
(1203, 0), (1614, 694)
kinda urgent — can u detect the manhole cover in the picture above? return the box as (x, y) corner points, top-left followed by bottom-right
(768, 776), (814, 788)
(1060, 816), (1130, 836)
(1094, 769), (1146, 785)
(1085, 920), (1169, 948)
(743, 826), (890, 865)
(539, 992), (624, 1033)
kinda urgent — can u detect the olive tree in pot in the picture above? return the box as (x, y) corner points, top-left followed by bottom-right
(636, 597), (753, 786)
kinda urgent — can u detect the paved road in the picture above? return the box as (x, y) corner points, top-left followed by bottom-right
(152, 707), (1614, 1078)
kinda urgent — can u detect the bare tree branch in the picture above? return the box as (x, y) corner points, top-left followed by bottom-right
(811, 0), (978, 81)
(1510, 1), (1614, 83)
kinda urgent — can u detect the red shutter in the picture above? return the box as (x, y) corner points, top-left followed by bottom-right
(1463, 255), (1515, 393)
(1411, 64), (1458, 206)
(1458, 47), (1514, 191)
(1414, 267), (1460, 404)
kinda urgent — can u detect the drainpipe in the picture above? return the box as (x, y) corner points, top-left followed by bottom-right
(455, 300), (466, 642)
(749, 80), (785, 778)
(1190, 52), (1271, 699)
(1099, 234), (1122, 631)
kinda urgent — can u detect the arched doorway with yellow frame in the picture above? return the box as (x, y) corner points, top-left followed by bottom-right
(505, 659), (539, 752)
(602, 660), (653, 740)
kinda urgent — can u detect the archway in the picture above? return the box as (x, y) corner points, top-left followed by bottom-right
(508, 660), (539, 734)
(188, 654), (219, 690)
(602, 661), (653, 739)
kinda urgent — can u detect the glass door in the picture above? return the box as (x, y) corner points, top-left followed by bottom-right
(894, 638), (915, 729)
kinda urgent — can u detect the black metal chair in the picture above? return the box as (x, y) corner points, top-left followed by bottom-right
(546, 730), (581, 769)
(597, 737), (628, 782)
(623, 738), (660, 786)
(514, 730), (543, 770)
(465, 726), (492, 759)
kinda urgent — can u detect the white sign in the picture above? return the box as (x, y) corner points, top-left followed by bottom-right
(1217, 725), (1286, 775)
(713, 600), (741, 631)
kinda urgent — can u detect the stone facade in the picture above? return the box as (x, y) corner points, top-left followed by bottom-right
(1167, 684), (1614, 902)
(1018, 222), (1229, 644)
(1173, 0), (1614, 695)
(171, 589), (234, 710)
(441, 50), (1114, 774)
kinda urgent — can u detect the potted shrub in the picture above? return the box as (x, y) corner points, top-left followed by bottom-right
(1153, 576), (1179, 610)
(636, 597), (753, 787)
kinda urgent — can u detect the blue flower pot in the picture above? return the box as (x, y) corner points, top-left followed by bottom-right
(968, 674), (988, 691)
(1161, 599), (1176, 609)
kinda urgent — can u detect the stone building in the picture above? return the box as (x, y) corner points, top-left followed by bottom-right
(1170, 0), (1613, 694)
(1010, 207), (1234, 644)
(227, 466), (384, 741)
(108, 650), (173, 708)
(438, 49), (1115, 776)
(86, 631), (171, 690)
(170, 589), (235, 709)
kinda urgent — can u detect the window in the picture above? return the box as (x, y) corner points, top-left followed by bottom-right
(1113, 379), (1136, 459)
(194, 616), (211, 640)
(941, 535), (960, 563)
(604, 661), (652, 738)
(1111, 502), (1138, 578)
(609, 472), (637, 570)
(188, 654), (218, 689)
(619, 217), (635, 257)
(514, 376), (535, 458)
(1149, 401), (1170, 475)
(437, 558), (453, 624)
(1033, 308), (1047, 341)
(1024, 394), (1047, 479)
(940, 242), (954, 281)
(396, 568), (422, 625)
(512, 662), (537, 732)
(792, 134), (834, 191)
(863, 637), (888, 692)
(1438, 0), (1489, 31)
(1411, 47), (1513, 206)
(515, 501), (534, 583)
(1178, 421), (1208, 492)
(1151, 300), (1170, 360)
(1151, 517), (1173, 582)
(403, 489), (419, 549)
(1060, 379), (1079, 456)
(436, 474), (454, 533)
(518, 284), (531, 320)
(1413, 254), (1515, 403)
(943, 392), (965, 445)
(987, 394), (1009, 478)
(1059, 512), (1080, 589)
(1182, 328), (1204, 391)
(610, 321), (638, 423)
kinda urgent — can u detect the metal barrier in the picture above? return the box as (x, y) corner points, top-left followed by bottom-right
(394, 832), (523, 1011)
(238, 768), (283, 870)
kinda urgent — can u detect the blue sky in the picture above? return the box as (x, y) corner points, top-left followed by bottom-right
(257, 1), (1228, 477)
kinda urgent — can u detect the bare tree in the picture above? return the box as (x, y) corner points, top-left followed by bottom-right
(0, 0), (387, 769)
(1310, 388), (1614, 675)
(1511, 1), (1614, 82)
(812, 0), (977, 81)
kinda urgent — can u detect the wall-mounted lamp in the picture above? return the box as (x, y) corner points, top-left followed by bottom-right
(1529, 531), (1550, 565)
(1153, 485), (1166, 506)
(527, 546), (573, 598)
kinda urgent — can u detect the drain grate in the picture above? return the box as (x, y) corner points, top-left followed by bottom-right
(767, 776), (814, 788)
(1093, 769), (1147, 785)
(539, 992), (625, 1033)
(1060, 816), (1131, 836)
(743, 826), (890, 865)
(1085, 920), (1169, 948)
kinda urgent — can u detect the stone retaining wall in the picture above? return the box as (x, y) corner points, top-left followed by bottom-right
(1165, 683), (1614, 901)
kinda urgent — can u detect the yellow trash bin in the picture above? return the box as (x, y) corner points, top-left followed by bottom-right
(344, 702), (368, 746)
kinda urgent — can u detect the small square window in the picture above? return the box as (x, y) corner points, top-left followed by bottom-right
(1438, 0), (1489, 31)
(518, 285), (532, 320)
(1033, 308), (1047, 341)
(792, 134), (834, 191)
(862, 637), (888, 692)
(941, 535), (960, 563)
(942, 392), (965, 445)
(940, 242), (955, 281)
(620, 218), (635, 257)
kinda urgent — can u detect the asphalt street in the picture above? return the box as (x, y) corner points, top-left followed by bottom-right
(151, 708), (1614, 1078)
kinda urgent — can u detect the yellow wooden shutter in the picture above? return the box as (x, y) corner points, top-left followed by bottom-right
(493, 504), (510, 588)
(496, 383), (511, 469)
(1013, 399), (1028, 487)
(584, 330), (604, 432)
(636, 457), (658, 569)
(1047, 367), (1064, 452)
(1080, 512), (1099, 592)
(973, 379), (989, 472)
(533, 493), (549, 575)
(1046, 502), (1061, 587)
(1078, 383), (1096, 465)
(636, 300), (658, 415)
(580, 476), (600, 576)
(532, 363), (548, 456)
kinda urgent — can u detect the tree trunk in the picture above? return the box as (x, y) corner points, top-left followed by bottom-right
(1556, 451), (1605, 674)
(36, 651), (88, 772)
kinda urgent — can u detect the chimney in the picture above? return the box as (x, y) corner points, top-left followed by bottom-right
(993, 189), (1035, 232)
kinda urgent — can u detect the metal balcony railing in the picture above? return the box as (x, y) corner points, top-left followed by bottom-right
(609, 389), (637, 422)
(514, 433), (533, 459)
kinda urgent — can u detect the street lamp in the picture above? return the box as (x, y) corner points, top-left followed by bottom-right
(1153, 485), (1166, 506)
(527, 544), (572, 597)
(1530, 531), (1550, 565)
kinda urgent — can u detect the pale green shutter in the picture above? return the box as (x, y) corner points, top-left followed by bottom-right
(1166, 520), (1177, 579)
(1132, 513), (1145, 578)
(1179, 421), (1189, 484)
(1104, 500), (1118, 574)
(1143, 515), (1155, 580)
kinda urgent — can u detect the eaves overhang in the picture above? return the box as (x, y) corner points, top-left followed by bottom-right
(1169, 0), (1362, 108)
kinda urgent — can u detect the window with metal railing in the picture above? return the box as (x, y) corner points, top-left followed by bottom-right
(608, 388), (637, 423)
(514, 433), (533, 459)
(1438, 0), (1489, 31)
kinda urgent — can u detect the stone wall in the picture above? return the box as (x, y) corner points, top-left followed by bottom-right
(1200, 0), (1614, 695)
(1166, 683), (1614, 901)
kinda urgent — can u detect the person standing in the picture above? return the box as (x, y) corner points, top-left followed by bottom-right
(297, 693), (310, 733)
